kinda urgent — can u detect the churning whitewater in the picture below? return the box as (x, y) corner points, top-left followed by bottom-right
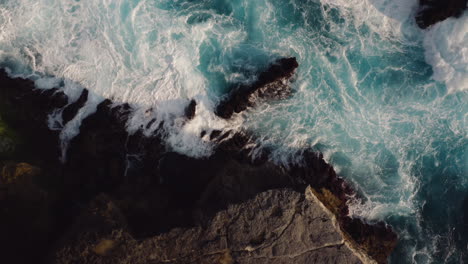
(0, 0), (466, 263)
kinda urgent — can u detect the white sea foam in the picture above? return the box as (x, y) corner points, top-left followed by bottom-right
(318, 0), (420, 40)
(0, 2), (467, 261)
(0, 0), (249, 157)
(34, 77), (61, 90)
(239, 0), (428, 222)
(423, 12), (468, 93)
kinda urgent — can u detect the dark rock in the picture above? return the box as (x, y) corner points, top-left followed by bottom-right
(200, 130), (207, 138)
(0, 162), (52, 264)
(416, 0), (467, 28)
(0, 136), (16, 156)
(0, 69), (67, 162)
(145, 118), (156, 129)
(209, 129), (222, 140)
(341, 218), (398, 264)
(290, 150), (352, 215)
(184, 99), (197, 120)
(0, 68), (397, 264)
(0, 115), (18, 157)
(216, 57), (299, 119)
(51, 194), (128, 264)
(289, 150), (397, 263)
(64, 99), (132, 195)
(61, 89), (88, 125)
(51, 188), (372, 264)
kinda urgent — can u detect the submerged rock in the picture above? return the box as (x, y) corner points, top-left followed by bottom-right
(216, 57), (299, 119)
(416, 0), (467, 28)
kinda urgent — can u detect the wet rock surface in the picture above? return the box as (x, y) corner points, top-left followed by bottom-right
(0, 65), (396, 264)
(216, 57), (299, 119)
(184, 99), (197, 120)
(416, 0), (467, 28)
(62, 89), (89, 125)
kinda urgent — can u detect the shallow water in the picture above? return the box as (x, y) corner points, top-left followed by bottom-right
(0, 0), (467, 262)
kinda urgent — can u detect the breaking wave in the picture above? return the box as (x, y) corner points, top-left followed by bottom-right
(0, 0), (466, 262)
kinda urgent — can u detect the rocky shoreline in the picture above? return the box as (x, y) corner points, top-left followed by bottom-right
(1, 4), (466, 263)
(0, 59), (398, 264)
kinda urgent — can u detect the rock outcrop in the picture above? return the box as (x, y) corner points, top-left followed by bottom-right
(0, 65), (397, 264)
(0, 161), (52, 264)
(216, 57), (298, 119)
(184, 99), (197, 120)
(52, 188), (372, 264)
(416, 0), (467, 28)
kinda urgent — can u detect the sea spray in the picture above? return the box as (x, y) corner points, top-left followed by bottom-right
(0, 0), (467, 262)
(423, 12), (468, 93)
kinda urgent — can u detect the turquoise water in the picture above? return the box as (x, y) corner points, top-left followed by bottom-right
(0, 0), (467, 262)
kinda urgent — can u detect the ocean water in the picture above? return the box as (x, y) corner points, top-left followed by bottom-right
(0, 0), (467, 263)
